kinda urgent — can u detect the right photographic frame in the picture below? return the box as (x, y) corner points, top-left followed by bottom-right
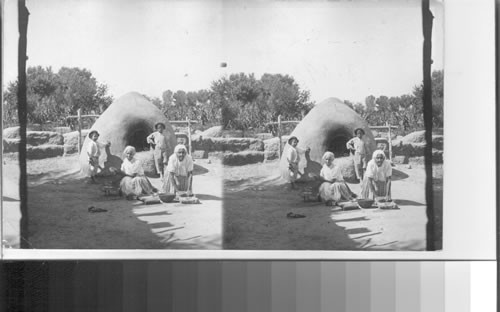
(221, 0), (444, 251)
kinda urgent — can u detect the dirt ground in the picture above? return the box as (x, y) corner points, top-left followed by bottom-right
(2, 154), (442, 251)
(2, 154), (222, 249)
(223, 159), (443, 251)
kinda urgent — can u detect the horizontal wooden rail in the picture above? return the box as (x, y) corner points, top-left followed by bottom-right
(369, 126), (398, 130)
(66, 114), (100, 119)
(169, 120), (199, 124)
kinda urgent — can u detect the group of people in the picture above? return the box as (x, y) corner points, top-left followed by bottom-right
(87, 122), (390, 203)
(285, 128), (392, 206)
(86, 122), (194, 199)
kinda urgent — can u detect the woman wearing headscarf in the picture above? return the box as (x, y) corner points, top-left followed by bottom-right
(360, 149), (392, 200)
(162, 144), (194, 195)
(119, 146), (156, 199)
(318, 151), (356, 205)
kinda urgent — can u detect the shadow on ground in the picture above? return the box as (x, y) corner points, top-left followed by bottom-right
(392, 169), (409, 181)
(25, 172), (220, 249)
(223, 177), (364, 250)
(222, 160), (433, 251)
(193, 163), (209, 176)
(394, 199), (425, 206)
(26, 177), (166, 249)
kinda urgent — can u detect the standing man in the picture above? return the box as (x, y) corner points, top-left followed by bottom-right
(346, 128), (367, 181)
(147, 122), (169, 178)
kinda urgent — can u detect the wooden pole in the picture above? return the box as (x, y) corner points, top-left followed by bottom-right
(422, 0), (435, 251)
(18, 0), (29, 248)
(186, 116), (192, 155)
(77, 108), (82, 154)
(387, 122), (393, 161)
(277, 115), (282, 158)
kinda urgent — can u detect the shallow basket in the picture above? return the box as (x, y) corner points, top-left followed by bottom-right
(377, 201), (398, 210)
(158, 193), (176, 203)
(357, 199), (375, 208)
(179, 196), (199, 204)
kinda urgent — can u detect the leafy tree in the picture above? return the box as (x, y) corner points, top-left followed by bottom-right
(172, 90), (187, 107)
(3, 66), (113, 127)
(186, 91), (200, 120)
(161, 73), (314, 130)
(209, 76), (239, 128)
(3, 83), (19, 125)
(205, 73), (314, 130)
(158, 90), (173, 117)
(341, 70), (442, 133)
(162, 90), (174, 106)
(94, 84), (114, 114)
(195, 90), (211, 125)
(412, 69), (444, 128)
(230, 73), (265, 129)
(352, 102), (367, 117)
(365, 95), (376, 111)
(58, 67), (99, 115)
(260, 73), (313, 121)
(3, 66), (60, 125)
(169, 90), (188, 120)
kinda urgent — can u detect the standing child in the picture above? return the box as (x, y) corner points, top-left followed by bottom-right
(86, 130), (110, 183)
(346, 128), (367, 181)
(284, 136), (310, 189)
(146, 122), (169, 179)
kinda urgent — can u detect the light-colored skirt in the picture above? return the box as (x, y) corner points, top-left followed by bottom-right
(351, 153), (367, 180)
(153, 148), (168, 174)
(284, 162), (299, 182)
(120, 175), (155, 197)
(360, 178), (389, 199)
(319, 182), (353, 202)
(87, 156), (100, 177)
(352, 152), (364, 165)
(162, 174), (192, 194)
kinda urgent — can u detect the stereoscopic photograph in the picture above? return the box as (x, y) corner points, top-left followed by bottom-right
(2, 0), (443, 252)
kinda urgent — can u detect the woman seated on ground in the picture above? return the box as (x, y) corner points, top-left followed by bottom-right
(162, 144), (194, 195)
(360, 150), (392, 201)
(318, 151), (356, 205)
(119, 146), (156, 199)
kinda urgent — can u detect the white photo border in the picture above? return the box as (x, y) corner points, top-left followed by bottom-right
(2, 0), (496, 260)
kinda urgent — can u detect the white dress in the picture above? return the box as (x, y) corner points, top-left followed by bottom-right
(162, 154), (194, 194)
(147, 131), (169, 174)
(86, 140), (102, 177)
(319, 164), (353, 202)
(346, 136), (367, 179)
(360, 159), (392, 199)
(119, 158), (155, 196)
(283, 144), (307, 182)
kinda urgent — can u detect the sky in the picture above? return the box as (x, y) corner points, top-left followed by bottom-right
(3, 0), (443, 104)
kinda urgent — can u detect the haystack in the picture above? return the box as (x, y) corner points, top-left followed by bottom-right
(3, 126), (20, 139)
(27, 145), (64, 159)
(279, 97), (376, 182)
(63, 130), (90, 155)
(391, 130), (444, 158)
(223, 151), (265, 166)
(78, 92), (176, 174)
(2, 127), (63, 146)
